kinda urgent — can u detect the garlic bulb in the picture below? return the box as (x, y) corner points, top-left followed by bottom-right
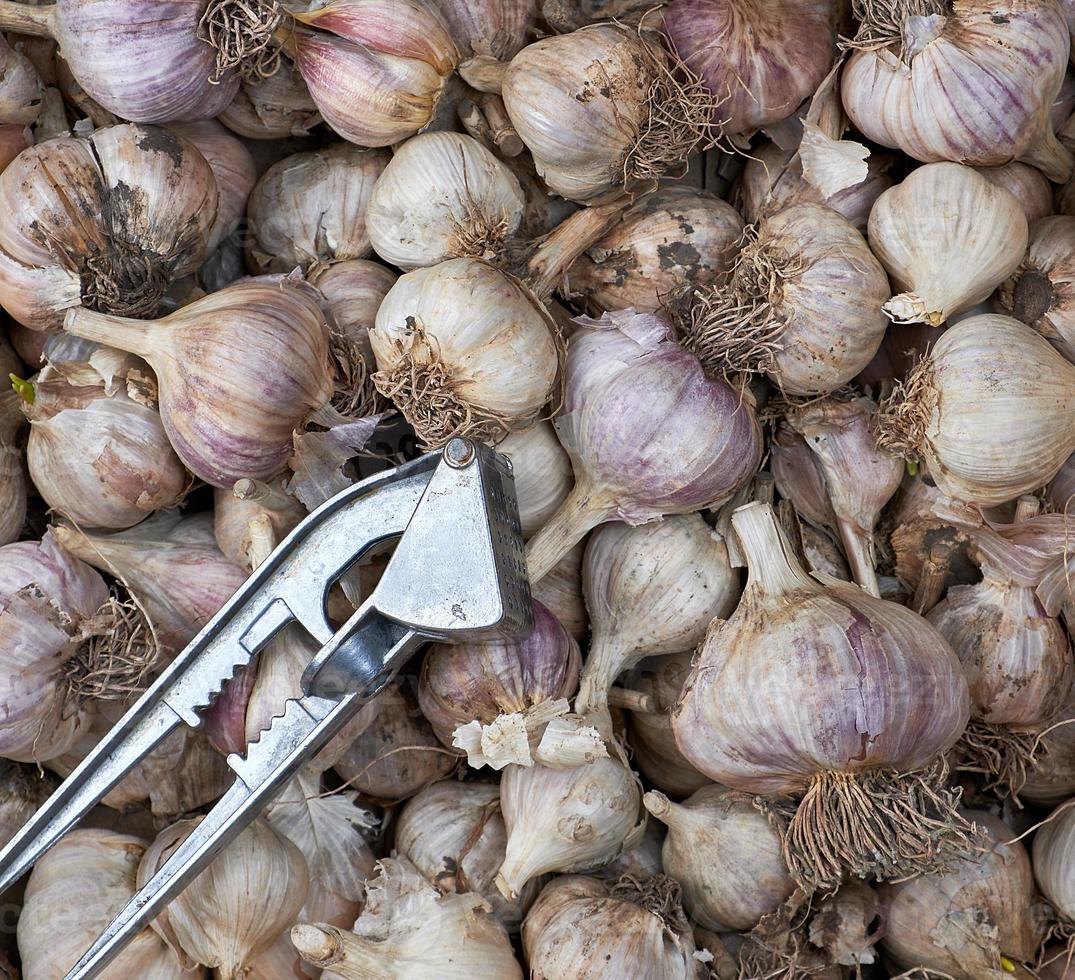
(429, 0), (536, 59)
(522, 874), (699, 980)
(682, 203), (890, 396)
(18, 829), (195, 980)
(369, 257), (560, 446)
(25, 376), (188, 530)
(1033, 802), (1075, 929)
(292, 857), (522, 979)
(289, 0), (460, 148)
(877, 314), (1075, 506)
(783, 396), (903, 597)
(140, 816), (308, 980)
(842, 0), (1073, 181)
(566, 186), (744, 314)
(478, 23), (714, 202)
(673, 502), (971, 891)
(0, 380), (26, 546)
(0, 760), (55, 849)
(869, 163), (1028, 326)
(0, 123), (218, 330)
(645, 786), (794, 932)
(332, 680), (457, 804)
(663, 0), (837, 136)
(1022, 689), (1075, 805)
(418, 600), (580, 747)
(218, 61), (321, 140)
(395, 780), (542, 928)
(0, 34), (42, 124)
(577, 513), (739, 715)
(308, 259), (397, 367)
(498, 421), (573, 537)
(525, 310), (762, 582)
(64, 280), (334, 487)
(53, 511), (247, 653)
(367, 132), (525, 270)
(213, 478), (305, 570)
(495, 746), (644, 899)
(998, 214), (1075, 362)
(246, 145), (388, 275)
(532, 545), (588, 643)
(974, 161), (1054, 224)
(880, 811), (1042, 980)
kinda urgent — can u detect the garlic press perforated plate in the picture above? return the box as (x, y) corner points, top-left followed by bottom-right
(0, 437), (532, 980)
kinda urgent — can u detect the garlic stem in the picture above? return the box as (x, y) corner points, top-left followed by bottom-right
(526, 202), (627, 299)
(525, 479), (616, 584)
(63, 308), (156, 363)
(912, 540), (952, 616)
(1013, 495), (1041, 522)
(233, 479), (293, 510)
(458, 55), (508, 94)
(641, 789), (676, 822)
(291, 924), (362, 975)
(836, 517), (880, 598)
(606, 687), (658, 714)
(0, 2), (55, 37)
(730, 503), (817, 597)
(477, 92), (523, 157)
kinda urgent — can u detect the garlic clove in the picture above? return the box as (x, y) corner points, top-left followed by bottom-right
(213, 477), (306, 572)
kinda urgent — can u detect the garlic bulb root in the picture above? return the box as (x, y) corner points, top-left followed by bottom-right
(198, 0), (283, 85)
(953, 721), (1045, 803)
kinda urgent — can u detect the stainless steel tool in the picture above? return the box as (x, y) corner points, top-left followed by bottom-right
(0, 437), (531, 980)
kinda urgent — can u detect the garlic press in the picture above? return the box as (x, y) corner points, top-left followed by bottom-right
(0, 437), (532, 980)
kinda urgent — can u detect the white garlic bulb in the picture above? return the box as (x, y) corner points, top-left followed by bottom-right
(367, 131), (525, 269)
(498, 421), (573, 536)
(869, 162), (1028, 325)
(532, 545), (588, 643)
(18, 829), (196, 980)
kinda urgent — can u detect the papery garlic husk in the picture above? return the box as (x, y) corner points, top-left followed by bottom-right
(395, 779), (543, 928)
(332, 680), (457, 804)
(842, 0), (1073, 181)
(0, 122), (218, 330)
(494, 740), (644, 899)
(246, 145), (389, 275)
(53, 511), (247, 653)
(1022, 689), (1075, 805)
(18, 829), (197, 979)
(525, 310), (762, 583)
(975, 161), (1054, 224)
(735, 137), (894, 234)
(576, 513), (739, 715)
(0, 531), (111, 761)
(532, 544), (588, 642)
(522, 873), (699, 980)
(418, 599), (580, 747)
(869, 162), (1028, 327)
(292, 857), (522, 979)
(0, 34), (42, 124)
(1033, 801), (1075, 929)
(566, 186), (743, 314)
(218, 60), (321, 140)
(645, 785), (795, 932)
(662, 0), (837, 137)
(289, 0), (461, 148)
(65, 279), (334, 487)
(876, 314), (1075, 506)
(213, 477), (305, 570)
(0, 759), (55, 848)
(497, 421), (573, 537)
(880, 811), (1042, 980)
(140, 816), (308, 980)
(25, 374), (188, 530)
(672, 502), (972, 892)
(681, 203), (890, 396)
(0, 380), (27, 547)
(784, 396), (903, 597)
(367, 131), (525, 270)
(429, 0), (536, 59)
(166, 119), (256, 254)
(369, 257), (560, 446)
(484, 23), (715, 202)
(998, 214), (1075, 362)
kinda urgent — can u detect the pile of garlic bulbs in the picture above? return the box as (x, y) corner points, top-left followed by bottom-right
(2, 1), (1075, 978)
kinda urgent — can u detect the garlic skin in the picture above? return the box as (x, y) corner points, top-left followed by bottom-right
(246, 145), (389, 275)
(877, 314), (1075, 506)
(1021, 689), (1075, 804)
(663, 0), (836, 136)
(367, 132), (525, 270)
(880, 812), (1042, 980)
(498, 421), (573, 537)
(684, 203), (890, 396)
(26, 381), (188, 530)
(532, 545), (588, 643)
(522, 874), (700, 980)
(369, 257), (560, 446)
(18, 829), (196, 980)
(0, 123), (218, 331)
(218, 61), (321, 140)
(140, 816), (309, 980)
(293, 857), (522, 980)
(998, 214), (1075, 362)
(645, 786), (794, 932)
(869, 163), (1028, 326)
(1033, 801), (1075, 925)
(290, 0), (461, 148)
(395, 780), (543, 928)
(974, 161), (1054, 224)
(842, 1), (1073, 182)
(567, 187), (744, 314)
(0, 35), (42, 124)
(429, 0), (536, 59)
(64, 280), (334, 488)
(308, 259), (397, 368)
(577, 514), (739, 715)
